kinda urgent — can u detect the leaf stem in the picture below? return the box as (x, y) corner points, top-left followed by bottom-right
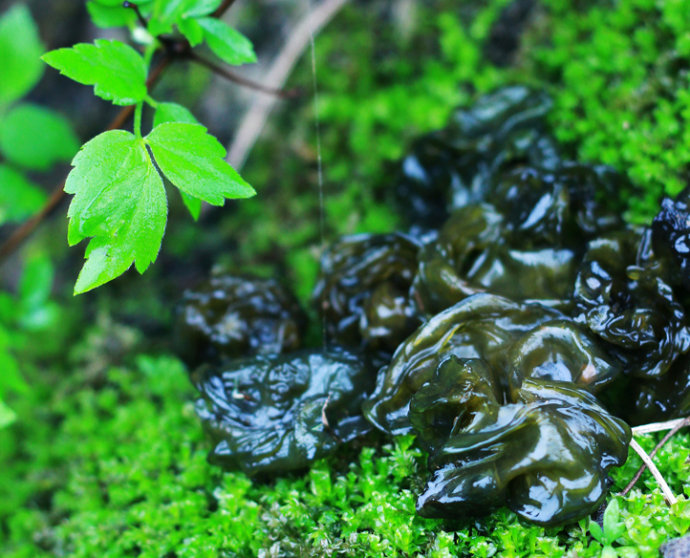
(135, 43), (158, 139)
(189, 53), (300, 99)
(133, 102), (143, 138)
(123, 1), (148, 29)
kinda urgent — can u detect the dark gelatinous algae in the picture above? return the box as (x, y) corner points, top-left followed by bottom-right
(312, 233), (423, 355)
(362, 294), (621, 436)
(175, 274), (307, 367)
(410, 358), (630, 525)
(192, 349), (372, 476)
(182, 86), (690, 526)
(653, 186), (690, 294)
(573, 230), (690, 380)
(394, 85), (560, 230)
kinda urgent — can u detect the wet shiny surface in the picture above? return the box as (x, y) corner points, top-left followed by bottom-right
(175, 274), (307, 367)
(313, 233), (423, 356)
(410, 359), (630, 524)
(184, 86), (690, 526)
(192, 349), (372, 476)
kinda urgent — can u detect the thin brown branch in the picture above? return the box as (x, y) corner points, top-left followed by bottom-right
(227, 0), (348, 169)
(213, 0), (239, 18)
(190, 53), (299, 98)
(0, 56), (171, 266)
(621, 416), (690, 498)
(0, 0), (235, 263)
(123, 1), (148, 29)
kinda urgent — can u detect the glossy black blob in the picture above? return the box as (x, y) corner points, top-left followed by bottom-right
(175, 274), (307, 367)
(363, 294), (557, 435)
(313, 233), (423, 355)
(192, 349), (373, 476)
(653, 187), (690, 293)
(412, 203), (577, 314)
(394, 85), (560, 229)
(491, 164), (625, 243)
(572, 231), (690, 379)
(410, 357), (630, 525)
(411, 165), (625, 314)
(631, 352), (690, 424)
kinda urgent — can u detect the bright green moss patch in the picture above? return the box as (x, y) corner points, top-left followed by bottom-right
(522, 0), (690, 222)
(5, 0), (690, 555)
(2, 354), (689, 557)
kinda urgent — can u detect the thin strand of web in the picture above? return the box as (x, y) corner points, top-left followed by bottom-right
(307, 0), (328, 348)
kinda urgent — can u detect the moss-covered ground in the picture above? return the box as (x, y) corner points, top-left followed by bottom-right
(3, 0), (690, 556)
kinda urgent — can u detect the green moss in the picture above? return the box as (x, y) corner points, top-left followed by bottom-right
(5, 0), (690, 555)
(521, 0), (690, 222)
(2, 353), (689, 557)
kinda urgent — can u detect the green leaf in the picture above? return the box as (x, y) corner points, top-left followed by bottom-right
(63, 130), (167, 294)
(153, 102), (200, 127)
(0, 400), (16, 429)
(182, 0), (222, 18)
(602, 499), (626, 544)
(589, 520), (604, 543)
(148, 0), (187, 35)
(0, 103), (80, 170)
(178, 17), (204, 46)
(148, 0), (218, 36)
(74, 165), (167, 294)
(147, 122), (255, 205)
(87, 2), (136, 28)
(66, 131), (151, 242)
(0, 164), (47, 225)
(42, 40), (147, 106)
(196, 17), (256, 66)
(180, 191), (202, 220)
(0, 5), (44, 107)
(18, 252), (58, 331)
(0, 328), (26, 395)
(87, 0), (154, 28)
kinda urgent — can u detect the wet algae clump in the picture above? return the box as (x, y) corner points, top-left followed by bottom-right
(181, 86), (690, 527)
(312, 232), (423, 356)
(192, 349), (373, 476)
(175, 274), (308, 367)
(409, 358), (630, 525)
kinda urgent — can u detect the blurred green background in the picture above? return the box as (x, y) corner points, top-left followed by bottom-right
(1, 0), (690, 556)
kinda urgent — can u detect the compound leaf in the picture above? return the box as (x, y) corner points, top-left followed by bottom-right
(73, 158), (167, 294)
(0, 165), (47, 226)
(196, 17), (256, 66)
(64, 130), (167, 294)
(147, 122), (255, 205)
(42, 39), (147, 106)
(0, 103), (79, 170)
(0, 5), (44, 108)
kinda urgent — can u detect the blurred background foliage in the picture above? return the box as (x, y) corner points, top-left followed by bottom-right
(2, 0), (690, 555)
